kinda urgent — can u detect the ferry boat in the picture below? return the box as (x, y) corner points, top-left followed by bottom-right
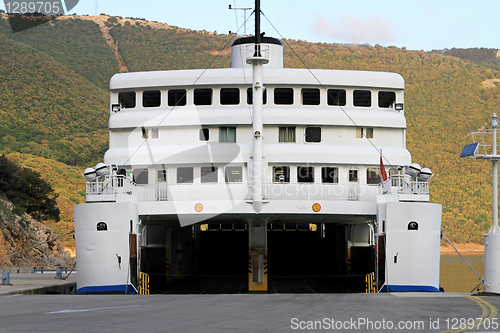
(73, 5), (442, 294)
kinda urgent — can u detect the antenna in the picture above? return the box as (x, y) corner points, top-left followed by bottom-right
(228, 4), (252, 36)
(94, 1), (99, 15)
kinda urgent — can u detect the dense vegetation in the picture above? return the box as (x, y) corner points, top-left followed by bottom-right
(0, 14), (499, 246)
(0, 154), (59, 221)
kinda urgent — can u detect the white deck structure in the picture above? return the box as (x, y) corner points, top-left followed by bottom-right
(74, 35), (442, 294)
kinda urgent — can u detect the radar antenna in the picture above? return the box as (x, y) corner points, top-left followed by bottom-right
(228, 4), (252, 36)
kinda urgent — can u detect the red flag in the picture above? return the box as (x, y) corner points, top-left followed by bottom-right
(380, 155), (388, 182)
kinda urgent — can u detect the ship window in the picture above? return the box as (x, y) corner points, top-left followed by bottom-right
(349, 170), (358, 182)
(119, 91), (136, 108)
(157, 169), (167, 183)
(353, 90), (371, 107)
(408, 221), (419, 230)
(367, 168), (381, 185)
(201, 166), (218, 183)
(143, 90), (161, 107)
(151, 128), (159, 139)
(327, 89), (346, 106)
(97, 222), (107, 231)
(273, 166), (290, 183)
(200, 128), (209, 141)
(279, 127), (295, 142)
(194, 88), (212, 105)
(297, 166), (314, 183)
(356, 127), (373, 138)
(133, 169), (148, 185)
(177, 167), (193, 184)
(141, 127), (148, 139)
(322, 167), (338, 184)
(247, 88), (267, 105)
(219, 127), (236, 142)
(220, 88), (240, 105)
(305, 126), (321, 143)
(302, 88), (320, 105)
(379, 91), (395, 108)
(274, 88), (294, 105)
(225, 166), (242, 183)
(168, 89), (187, 106)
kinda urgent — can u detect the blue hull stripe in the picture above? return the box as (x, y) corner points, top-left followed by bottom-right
(76, 284), (138, 294)
(380, 285), (440, 292)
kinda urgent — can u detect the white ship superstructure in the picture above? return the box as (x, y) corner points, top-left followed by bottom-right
(74, 26), (442, 293)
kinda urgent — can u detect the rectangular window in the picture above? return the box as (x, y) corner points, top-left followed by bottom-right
(305, 126), (321, 143)
(119, 91), (136, 108)
(302, 88), (320, 105)
(356, 128), (373, 138)
(219, 127), (236, 142)
(151, 128), (159, 139)
(274, 88), (294, 105)
(322, 167), (338, 184)
(201, 166), (218, 183)
(141, 127), (148, 139)
(220, 88), (240, 105)
(133, 169), (148, 185)
(177, 167), (194, 184)
(297, 166), (314, 183)
(194, 88), (212, 105)
(200, 128), (209, 141)
(157, 169), (167, 183)
(349, 170), (358, 182)
(367, 168), (381, 185)
(273, 166), (290, 183)
(168, 89), (187, 106)
(143, 90), (161, 107)
(327, 89), (346, 106)
(378, 91), (395, 108)
(247, 88), (267, 105)
(279, 127), (296, 142)
(353, 90), (371, 107)
(225, 166), (243, 183)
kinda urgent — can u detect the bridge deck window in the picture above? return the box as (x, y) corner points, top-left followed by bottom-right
(327, 89), (346, 106)
(378, 91), (396, 108)
(201, 166), (218, 183)
(168, 89), (187, 106)
(220, 88), (240, 105)
(200, 128), (209, 141)
(247, 88), (267, 105)
(302, 88), (320, 105)
(177, 167), (194, 183)
(119, 91), (136, 109)
(143, 90), (161, 107)
(322, 167), (338, 184)
(157, 169), (167, 183)
(367, 168), (381, 184)
(220, 127), (236, 142)
(133, 169), (148, 185)
(274, 88), (294, 105)
(225, 166), (242, 183)
(273, 166), (290, 183)
(305, 126), (321, 143)
(297, 166), (314, 183)
(279, 127), (295, 142)
(194, 88), (213, 105)
(353, 90), (371, 107)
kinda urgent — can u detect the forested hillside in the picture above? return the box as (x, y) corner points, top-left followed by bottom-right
(0, 14), (499, 246)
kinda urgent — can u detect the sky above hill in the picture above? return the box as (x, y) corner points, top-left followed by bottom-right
(2, 0), (498, 51)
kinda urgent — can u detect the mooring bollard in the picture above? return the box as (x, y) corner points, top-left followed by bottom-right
(2, 272), (11, 285)
(55, 267), (63, 280)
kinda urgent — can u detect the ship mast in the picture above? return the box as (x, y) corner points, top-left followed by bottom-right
(249, 0), (267, 213)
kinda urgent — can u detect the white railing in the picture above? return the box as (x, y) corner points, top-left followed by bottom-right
(385, 175), (429, 195)
(86, 175), (428, 202)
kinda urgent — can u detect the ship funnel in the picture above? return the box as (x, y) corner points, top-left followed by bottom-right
(231, 36), (283, 68)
